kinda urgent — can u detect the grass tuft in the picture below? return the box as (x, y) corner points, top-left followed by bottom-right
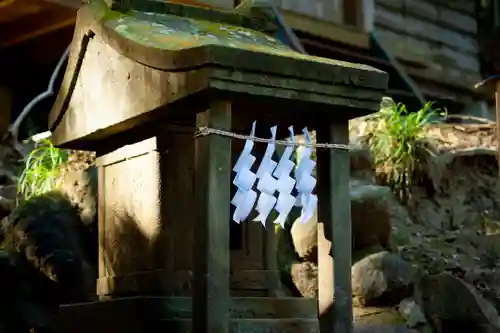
(365, 99), (445, 203)
(17, 139), (69, 202)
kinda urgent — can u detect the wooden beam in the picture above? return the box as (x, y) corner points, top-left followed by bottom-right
(0, 0), (42, 23)
(2, 18), (75, 48)
(41, 0), (83, 9)
(0, 0), (16, 9)
(0, 6), (76, 48)
(282, 9), (370, 49)
(193, 100), (232, 333)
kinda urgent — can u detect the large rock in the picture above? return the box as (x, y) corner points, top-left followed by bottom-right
(398, 298), (427, 328)
(464, 268), (500, 314)
(290, 212), (319, 262)
(58, 166), (97, 227)
(416, 272), (500, 333)
(290, 261), (317, 298)
(350, 146), (376, 182)
(354, 326), (419, 333)
(291, 180), (396, 261)
(353, 307), (418, 333)
(354, 306), (419, 333)
(352, 251), (416, 307)
(350, 181), (393, 250)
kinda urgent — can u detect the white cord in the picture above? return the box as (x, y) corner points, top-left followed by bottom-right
(7, 45), (70, 144)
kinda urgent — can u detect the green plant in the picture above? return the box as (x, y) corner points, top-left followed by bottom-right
(479, 210), (500, 236)
(366, 100), (445, 203)
(17, 139), (69, 202)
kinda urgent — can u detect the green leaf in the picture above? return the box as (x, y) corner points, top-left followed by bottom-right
(17, 140), (69, 202)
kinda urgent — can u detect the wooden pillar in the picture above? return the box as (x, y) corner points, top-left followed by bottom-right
(496, 82), (500, 178)
(97, 165), (105, 298)
(330, 121), (353, 333)
(193, 100), (232, 333)
(473, 76), (500, 178)
(317, 121), (352, 333)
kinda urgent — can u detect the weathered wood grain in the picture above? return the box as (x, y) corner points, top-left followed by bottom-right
(158, 318), (320, 333)
(316, 121), (352, 333)
(49, 2), (388, 149)
(96, 269), (291, 296)
(193, 100), (232, 333)
(496, 81), (500, 178)
(147, 296), (317, 319)
(278, 0), (344, 25)
(375, 5), (477, 54)
(58, 296), (319, 332)
(373, 0), (480, 86)
(281, 9), (370, 49)
(329, 121), (352, 333)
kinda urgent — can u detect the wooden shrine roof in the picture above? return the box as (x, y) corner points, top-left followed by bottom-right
(48, 2), (388, 149)
(83, 2), (387, 89)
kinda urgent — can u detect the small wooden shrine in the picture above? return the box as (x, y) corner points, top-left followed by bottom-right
(49, 1), (388, 332)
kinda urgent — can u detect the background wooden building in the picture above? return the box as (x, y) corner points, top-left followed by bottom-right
(1, 0), (496, 139)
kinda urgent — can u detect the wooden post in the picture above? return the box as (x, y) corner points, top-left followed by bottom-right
(97, 166), (106, 298)
(473, 76), (500, 179)
(330, 121), (352, 333)
(496, 82), (500, 179)
(193, 100), (232, 333)
(316, 121), (352, 333)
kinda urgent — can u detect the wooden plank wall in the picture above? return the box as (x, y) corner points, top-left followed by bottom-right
(275, 0), (344, 25)
(374, 0), (480, 85)
(186, 0), (233, 9)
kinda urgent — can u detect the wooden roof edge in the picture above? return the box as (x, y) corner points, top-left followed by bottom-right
(299, 36), (482, 98)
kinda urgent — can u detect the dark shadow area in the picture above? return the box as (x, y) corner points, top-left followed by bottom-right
(59, 210), (165, 333)
(98, 211), (167, 297)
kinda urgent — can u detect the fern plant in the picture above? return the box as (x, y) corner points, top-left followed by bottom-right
(366, 100), (445, 203)
(17, 139), (69, 202)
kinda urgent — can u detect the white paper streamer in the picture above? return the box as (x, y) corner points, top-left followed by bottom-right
(273, 126), (295, 179)
(295, 127), (317, 224)
(273, 126), (296, 228)
(231, 121), (258, 223)
(230, 123), (319, 228)
(254, 126), (278, 226)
